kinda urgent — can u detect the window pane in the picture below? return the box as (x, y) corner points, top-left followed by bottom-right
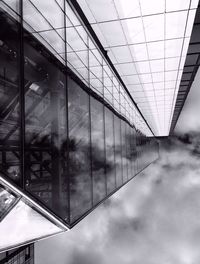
(105, 107), (116, 194)
(0, 0), (20, 15)
(114, 116), (123, 188)
(130, 127), (137, 176)
(68, 78), (92, 223)
(0, 5), (21, 186)
(89, 49), (103, 95)
(126, 123), (132, 180)
(121, 121), (128, 183)
(23, 0), (65, 60)
(90, 97), (106, 205)
(24, 33), (69, 222)
(66, 8), (89, 85)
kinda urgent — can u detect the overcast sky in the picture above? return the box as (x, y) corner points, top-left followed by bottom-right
(35, 68), (200, 264)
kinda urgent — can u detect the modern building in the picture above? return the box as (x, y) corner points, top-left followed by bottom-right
(0, 244), (34, 264)
(0, 0), (199, 253)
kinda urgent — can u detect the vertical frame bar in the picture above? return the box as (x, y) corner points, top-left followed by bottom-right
(19, 0), (25, 189)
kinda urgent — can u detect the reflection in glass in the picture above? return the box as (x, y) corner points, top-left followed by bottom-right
(66, 5), (89, 85)
(68, 77), (92, 223)
(121, 120), (128, 183)
(24, 31), (68, 222)
(0, 5), (21, 185)
(0, 0), (160, 229)
(105, 107), (116, 194)
(126, 123), (132, 180)
(114, 116), (123, 187)
(90, 97), (106, 205)
(130, 127), (136, 176)
(23, 0), (65, 63)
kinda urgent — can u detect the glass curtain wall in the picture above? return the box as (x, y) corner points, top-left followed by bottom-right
(0, 0), (159, 229)
(90, 97), (106, 205)
(0, 1), (21, 186)
(68, 77), (91, 223)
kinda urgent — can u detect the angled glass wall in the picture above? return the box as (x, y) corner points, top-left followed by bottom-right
(0, 0), (159, 235)
(0, 176), (65, 253)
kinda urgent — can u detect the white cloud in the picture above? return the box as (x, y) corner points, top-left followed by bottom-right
(35, 137), (200, 264)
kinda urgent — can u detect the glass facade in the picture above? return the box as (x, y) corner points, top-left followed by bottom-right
(0, 0), (159, 236)
(0, 243), (34, 264)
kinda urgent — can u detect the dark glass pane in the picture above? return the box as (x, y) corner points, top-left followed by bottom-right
(0, 5), (21, 185)
(137, 130), (141, 172)
(134, 129), (138, 174)
(114, 116), (123, 187)
(130, 127), (136, 177)
(121, 120), (127, 183)
(104, 107), (115, 194)
(90, 97), (106, 205)
(126, 123), (132, 180)
(68, 77), (92, 223)
(136, 130), (140, 173)
(24, 33), (68, 222)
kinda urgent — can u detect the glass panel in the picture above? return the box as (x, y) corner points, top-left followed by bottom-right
(83, 0), (118, 22)
(165, 38), (183, 58)
(104, 107), (116, 194)
(166, 0), (190, 12)
(1, 0), (20, 15)
(24, 0), (64, 30)
(166, 11), (187, 39)
(121, 120), (127, 183)
(147, 41), (164, 60)
(114, 116), (123, 188)
(131, 127), (136, 176)
(114, 0), (141, 19)
(90, 97), (106, 205)
(130, 43), (148, 61)
(140, 0), (164, 15)
(136, 130), (139, 173)
(23, 0), (65, 57)
(66, 23), (89, 85)
(0, 198), (62, 252)
(126, 123), (132, 180)
(89, 48), (103, 95)
(24, 32), (68, 222)
(122, 17), (145, 44)
(99, 21), (126, 46)
(143, 14), (164, 42)
(68, 77), (92, 223)
(110, 46), (132, 63)
(0, 4), (21, 186)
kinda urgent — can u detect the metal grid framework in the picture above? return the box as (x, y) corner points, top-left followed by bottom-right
(0, 0), (154, 137)
(0, 244), (34, 264)
(76, 0), (199, 136)
(170, 3), (200, 133)
(0, 0), (159, 239)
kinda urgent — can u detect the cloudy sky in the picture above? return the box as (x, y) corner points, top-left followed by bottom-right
(35, 68), (200, 264)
